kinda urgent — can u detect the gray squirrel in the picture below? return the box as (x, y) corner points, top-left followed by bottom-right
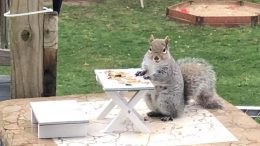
(136, 35), (222, 121)
(136, 35), (185, 121)
(177, 58), (223, 109)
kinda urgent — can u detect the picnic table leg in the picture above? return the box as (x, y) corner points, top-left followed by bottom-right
(125, 90), (147, 120)
(104, 91), (150, 133)
(103, 92), (140, 131)
(97, 91), (128, 119)
(97, 99), (115, 120)
(111, 90), (146, 120)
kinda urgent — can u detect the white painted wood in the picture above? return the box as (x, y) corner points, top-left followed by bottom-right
(30, 100), (88, 124)
(38, 123), (87, 138)
(104, 91), (150, 133)
(30, 100), (89, 138)
(128, 90), (147, 107)
(103, 91), (146, 132)
(97, 99), (115, 119)
(97, 91), (136, 120)
(95, 68), (153, 133)
(95, 68), (154, 91)
(236, 106), (260, 118)
(116, 90), (147, 120)
(102, 92), (137, 131)
(127, 90), (147, 120)
(236, 106), (260, 110)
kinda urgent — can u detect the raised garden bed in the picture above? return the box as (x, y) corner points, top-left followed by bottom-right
(166, 0), (260, 27)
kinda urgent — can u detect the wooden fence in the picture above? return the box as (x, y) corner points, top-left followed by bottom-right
(0, 0), (8, 49)
(0, 0), (58, 99)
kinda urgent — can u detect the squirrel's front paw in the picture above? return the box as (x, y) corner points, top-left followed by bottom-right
(135, 70), (147, 76)
(143, 76), (151, 80)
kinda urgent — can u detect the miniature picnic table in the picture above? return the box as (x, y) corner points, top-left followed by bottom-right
(95, 68), (154, 133)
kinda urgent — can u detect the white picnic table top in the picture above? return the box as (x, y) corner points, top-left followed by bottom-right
(95, 68), (154, 91)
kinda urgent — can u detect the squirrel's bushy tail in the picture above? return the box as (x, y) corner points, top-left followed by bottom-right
(196, 90), (223, 109)
(177, 57), (223, 109)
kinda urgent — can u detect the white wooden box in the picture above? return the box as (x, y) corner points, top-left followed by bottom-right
(30, 100), (88, 138)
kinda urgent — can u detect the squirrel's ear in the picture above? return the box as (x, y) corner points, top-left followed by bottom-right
(149, 35), (155, 43)
(164, 36), (170, 45)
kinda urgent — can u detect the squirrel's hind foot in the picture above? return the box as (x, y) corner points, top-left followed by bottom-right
(147, 111), (177, 122)
(147, 111), (164, 117)
(160, 111), (178, 121)
(160, 115), (176, 122)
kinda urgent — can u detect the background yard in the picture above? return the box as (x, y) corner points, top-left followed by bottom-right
(1, 0), (259, 110)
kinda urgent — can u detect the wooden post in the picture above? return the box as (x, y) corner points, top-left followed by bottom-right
(43, 12), (58, 96)
(9, 0), (44, 98)
(0, 0), (8, 49)
(0, 48), (10, 66)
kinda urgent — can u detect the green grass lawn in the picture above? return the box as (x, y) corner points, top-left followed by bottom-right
(1, 0), (260, 108)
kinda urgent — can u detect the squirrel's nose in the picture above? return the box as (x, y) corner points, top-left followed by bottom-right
(154, 56), (159, 61)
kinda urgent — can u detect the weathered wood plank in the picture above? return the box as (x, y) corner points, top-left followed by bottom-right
(43, 12), (58, 96)
(0, 0), (8, 49)
(9, 0), (44, 98)
(0, 48), (10, 66)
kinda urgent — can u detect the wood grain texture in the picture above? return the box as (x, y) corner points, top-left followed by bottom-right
(43, 12), (58, 96)
(0, 0), (8, 48)
(9, 0), (44, 98)
(0, 48), (10, 66)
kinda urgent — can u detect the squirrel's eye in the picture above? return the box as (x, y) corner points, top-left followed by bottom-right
(149, 48), (152, 52)
(163, 48), (167, 53)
